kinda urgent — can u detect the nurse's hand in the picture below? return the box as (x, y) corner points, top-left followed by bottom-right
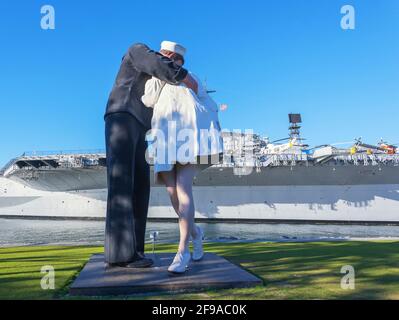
(182, 73), (198, 94)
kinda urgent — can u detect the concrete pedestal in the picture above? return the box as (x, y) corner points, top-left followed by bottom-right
(69, 253), (262, 296)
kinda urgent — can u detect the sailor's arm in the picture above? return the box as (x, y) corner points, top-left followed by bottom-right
(128, 43), (187, 84)
(128, 43), (198, 93)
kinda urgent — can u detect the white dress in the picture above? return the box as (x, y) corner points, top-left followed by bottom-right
(142, 73), (223, 184)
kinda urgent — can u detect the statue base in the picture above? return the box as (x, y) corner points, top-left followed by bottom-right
(69, 252), (262, 296)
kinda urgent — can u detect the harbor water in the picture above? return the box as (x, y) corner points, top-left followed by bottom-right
(1, 218), (399, 247)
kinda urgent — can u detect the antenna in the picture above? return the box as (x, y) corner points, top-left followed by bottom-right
(288, 113), (302, 140)
(204, 77), (216, 94)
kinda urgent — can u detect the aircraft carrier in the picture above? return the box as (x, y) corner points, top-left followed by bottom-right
(1, 114), (399, 223)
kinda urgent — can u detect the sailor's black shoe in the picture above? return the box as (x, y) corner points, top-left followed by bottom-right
(122, 257), (154, 268)
(105, 257), (154, 269)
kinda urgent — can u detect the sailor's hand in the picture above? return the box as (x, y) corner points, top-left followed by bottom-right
(182, 73), (198, 94)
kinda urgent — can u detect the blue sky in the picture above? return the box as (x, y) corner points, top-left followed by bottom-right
(0, 0), (398, 166)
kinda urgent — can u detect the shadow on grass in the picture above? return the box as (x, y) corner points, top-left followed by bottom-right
(206, 241), (399, 299)
(1, 242), (398, 300)
(0, 245), (102, 300)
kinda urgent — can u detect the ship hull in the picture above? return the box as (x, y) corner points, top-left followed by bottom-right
(6, 164), (399, 191)
(1, 177), (399, 223)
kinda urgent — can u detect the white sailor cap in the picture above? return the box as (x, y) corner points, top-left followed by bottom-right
(160, 40), (186, 57)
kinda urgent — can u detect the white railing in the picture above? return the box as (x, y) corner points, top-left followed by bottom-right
(0, 158), (18, 176)
(21, 149), (105, 157)
(3, 150), (399, 178)
(223, 153), (399, 168)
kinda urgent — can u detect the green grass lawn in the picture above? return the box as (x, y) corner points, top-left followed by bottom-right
(0, 241), (398, 300)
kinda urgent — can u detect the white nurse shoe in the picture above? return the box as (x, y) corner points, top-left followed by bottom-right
(168, 250), (191, 274)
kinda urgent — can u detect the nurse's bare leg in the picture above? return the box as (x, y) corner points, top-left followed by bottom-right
(160, 166), (200, 241)
(175, 163), (200, 253)
(159, 168), (179, 215)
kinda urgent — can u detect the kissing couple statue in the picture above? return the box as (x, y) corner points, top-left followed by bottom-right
(104, 40), (223, 274)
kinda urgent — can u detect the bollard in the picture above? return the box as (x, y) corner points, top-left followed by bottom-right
(150, 231), (159, 257)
